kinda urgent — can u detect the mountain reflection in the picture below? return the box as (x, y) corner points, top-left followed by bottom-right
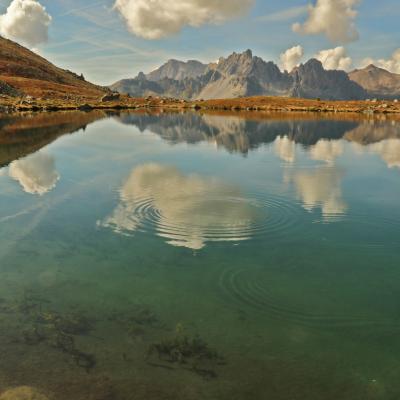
(116, 112), (400, 173)
(99, 163), (261, 250)
(116, 113), (359, 154)
(0, 111), (107, 168)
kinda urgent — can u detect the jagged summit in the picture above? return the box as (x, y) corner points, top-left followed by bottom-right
(146, 59), (207, 81)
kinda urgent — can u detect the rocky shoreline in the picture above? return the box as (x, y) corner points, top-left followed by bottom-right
(1, 94), (400, 115)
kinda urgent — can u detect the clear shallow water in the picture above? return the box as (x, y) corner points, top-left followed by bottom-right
(0, 111), (399, 399)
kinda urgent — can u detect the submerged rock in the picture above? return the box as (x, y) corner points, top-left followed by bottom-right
(0, 386), (49, 400)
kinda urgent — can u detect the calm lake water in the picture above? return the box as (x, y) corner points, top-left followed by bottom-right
(0, 110), (399, 399)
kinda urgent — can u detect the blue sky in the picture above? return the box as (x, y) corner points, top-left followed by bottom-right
(1, 0), (400, 85)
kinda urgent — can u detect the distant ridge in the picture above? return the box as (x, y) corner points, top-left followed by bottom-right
(349, 64), (400, 99)
(110, 50), (367, 101)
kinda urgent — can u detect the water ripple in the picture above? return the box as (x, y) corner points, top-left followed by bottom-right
(99, 163), (312, 249)
(219, 268), (398, 329)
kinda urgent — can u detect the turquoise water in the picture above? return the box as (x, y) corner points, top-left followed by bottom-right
(0, 111), (399, 399)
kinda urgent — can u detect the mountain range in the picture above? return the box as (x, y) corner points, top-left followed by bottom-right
(116, 113), (359, 154)
(110, 50), (400, 101)
(1, 36), (400, 103)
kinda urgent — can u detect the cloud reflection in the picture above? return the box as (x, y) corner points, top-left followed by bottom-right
(288, 168), (347, 220)
(274, 136), (296, 163)
(369, 139), (400, 169)
(309, 140), (344, 164)
(100, 163), (259, 249)
(9, 152), (59, 195)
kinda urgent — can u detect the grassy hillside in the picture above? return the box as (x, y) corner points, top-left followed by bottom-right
(0, 36), (106, 100)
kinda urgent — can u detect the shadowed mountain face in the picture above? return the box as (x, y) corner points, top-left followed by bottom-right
(110, 50), (367, 101)
(291, 59), (367, 101)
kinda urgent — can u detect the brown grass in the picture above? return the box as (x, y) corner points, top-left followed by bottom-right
(0, 36), (105, 99)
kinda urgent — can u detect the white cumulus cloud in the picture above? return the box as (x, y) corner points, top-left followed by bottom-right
(293, 0), (360, 44)
(315, 47), (353, 71)
(280, 45), (304, 72)
(0, 0), (52, 48)
(114, 0), (254, 40)
(361, 49), (400, 74)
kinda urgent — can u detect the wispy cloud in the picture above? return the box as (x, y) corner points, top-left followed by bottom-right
(59, 0), (108, 17)
(257, 5), (308, 23)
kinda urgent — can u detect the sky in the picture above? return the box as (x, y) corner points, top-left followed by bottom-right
(1, 0), (400, 85)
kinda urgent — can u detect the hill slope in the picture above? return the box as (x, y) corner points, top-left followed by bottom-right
(349, 64), (400, 99)
(0, 36), (106, 100)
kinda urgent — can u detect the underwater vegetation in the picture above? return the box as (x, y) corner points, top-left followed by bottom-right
(147, 324), (226, 379)
(0, 289), (225, 388)
(14, 292), (97, 372)
(107, 304), (160, 328)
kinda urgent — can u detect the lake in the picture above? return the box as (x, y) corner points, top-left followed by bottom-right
(0, 110), (399, 400)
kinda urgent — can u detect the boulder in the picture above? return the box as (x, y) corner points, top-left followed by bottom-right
(0, 386), (49, 400)
(0, 80), (22, 97)
(101, 93), (120, 102)
(78, 103), (93, 111)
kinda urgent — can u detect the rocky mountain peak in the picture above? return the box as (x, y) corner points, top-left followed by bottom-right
(215, 50), (258, 76)
(243, 49), (253, 59)
(146, 59), (207, 81)
(300, 58), (325, 72)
